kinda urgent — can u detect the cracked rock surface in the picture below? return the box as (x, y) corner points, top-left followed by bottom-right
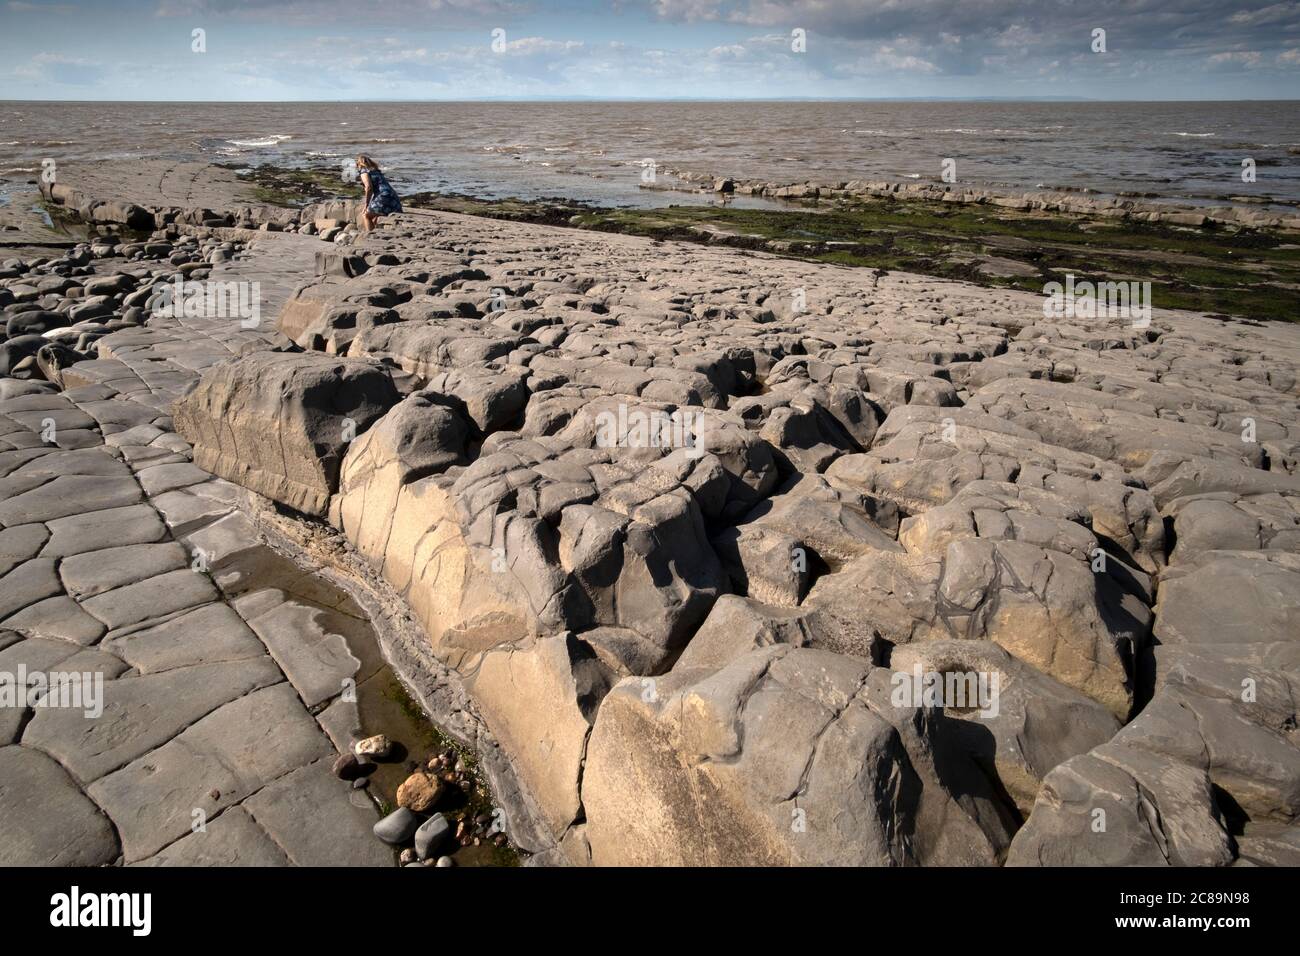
(1, 226), (392, 867)
(6, 176), (1300, 866)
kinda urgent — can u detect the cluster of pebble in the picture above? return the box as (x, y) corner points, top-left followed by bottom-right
(0, 230), (247, 386)
(333, 734), (514, 867)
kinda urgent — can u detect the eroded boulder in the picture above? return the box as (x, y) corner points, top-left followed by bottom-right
(805, 538), (1141, 718)
(890, 640), (1121, 815)
(1006, 743), (1234, 866)
(583, 645), (1013, 866)
(174, 351), (399, 516)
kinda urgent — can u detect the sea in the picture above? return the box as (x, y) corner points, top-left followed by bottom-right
(2, 99), (1297, 210)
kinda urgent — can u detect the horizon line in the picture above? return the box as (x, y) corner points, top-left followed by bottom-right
(6, 96), (1300, 104)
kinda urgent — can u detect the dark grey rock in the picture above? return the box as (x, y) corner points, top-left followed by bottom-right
(414, 813), (451, 859)
(373, 807), (421, 846)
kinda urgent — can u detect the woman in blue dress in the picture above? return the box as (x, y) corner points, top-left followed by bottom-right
(355, 154), (402, 231)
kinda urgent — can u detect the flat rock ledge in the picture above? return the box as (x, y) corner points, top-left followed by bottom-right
(7, 182), (1300, 867)
(0, 221), (397, 867)
(654, 165), (1300, 232)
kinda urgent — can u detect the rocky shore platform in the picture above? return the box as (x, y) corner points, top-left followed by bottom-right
(650, 164), (1300, 231)
(3, 162), (1300, 867)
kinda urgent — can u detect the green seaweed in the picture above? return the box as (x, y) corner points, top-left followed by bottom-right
(231, 161), (1298, 320)
(220, 162), (362, 207)
(404, 187), (1299, 322)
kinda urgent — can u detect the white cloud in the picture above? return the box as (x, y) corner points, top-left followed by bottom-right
(155, 0), (528, 23)
(837, 44), (940, 77)
(11, 51), (106, 84)
(1208, 50), (1264, 68)
(1228, 3), (1298, 27)
(502, 37), (585, 55)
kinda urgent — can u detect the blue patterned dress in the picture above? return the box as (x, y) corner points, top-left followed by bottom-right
(363, 167), (402, 215)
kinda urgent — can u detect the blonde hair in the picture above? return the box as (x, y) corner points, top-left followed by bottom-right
(355, 154), (379, 171)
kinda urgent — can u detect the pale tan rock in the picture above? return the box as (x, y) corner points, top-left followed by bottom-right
(584, 645), (1013, 866)
(466, 634), (611, 838)
(396, 771), (444, 812)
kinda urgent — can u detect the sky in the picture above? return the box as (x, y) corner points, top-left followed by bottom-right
(1, 0), (1298, 101)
